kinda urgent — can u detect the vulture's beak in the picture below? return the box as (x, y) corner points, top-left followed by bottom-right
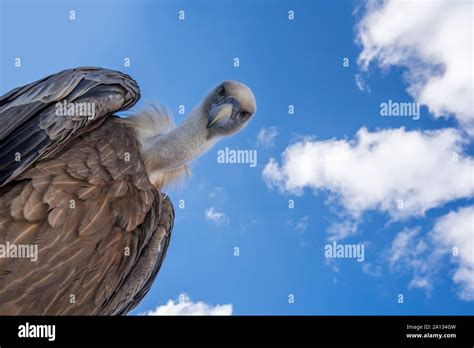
(207, 97), (239, 129)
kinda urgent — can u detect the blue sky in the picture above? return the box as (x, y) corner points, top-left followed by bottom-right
(1, 0), (473, 315)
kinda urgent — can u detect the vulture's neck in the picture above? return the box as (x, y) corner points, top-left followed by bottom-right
(136, 105), (219, 178)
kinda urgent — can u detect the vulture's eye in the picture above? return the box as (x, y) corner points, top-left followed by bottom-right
(217, 85), (226, 97)
(240, 111), (251, 119)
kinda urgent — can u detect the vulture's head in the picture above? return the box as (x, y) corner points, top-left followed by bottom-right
(128, 80), (257, 188)
(204, 81), (257, 139)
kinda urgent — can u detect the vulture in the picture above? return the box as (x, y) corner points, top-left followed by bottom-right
(0, 67), (256, 315)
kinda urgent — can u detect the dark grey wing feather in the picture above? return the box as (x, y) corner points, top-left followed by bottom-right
(0, 67), (140, 186)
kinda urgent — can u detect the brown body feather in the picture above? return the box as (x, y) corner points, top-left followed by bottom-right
(0, 119), (173, 314)
(0, 68), (174, 315)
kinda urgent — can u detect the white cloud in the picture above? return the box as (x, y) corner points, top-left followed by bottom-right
(389, 228), (430, 269)
(387, 227), (433, 294)
(409, 277), (432, 291)
(356, 0), (474, 134)
(355, 73), (370, 93)
(263, 127), (474, 219)
(387, 206), (474, 300)
(257, 127), (279, 148)
(144, 293), (233, 315)
(205, 207), (229, 225)
(327, 220), (359, 241)
(431, 206), (474, 301)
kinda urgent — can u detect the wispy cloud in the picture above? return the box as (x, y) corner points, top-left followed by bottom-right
(327, 220), (359, 241)
(431, 206), (474, 301)
(208, 186), (224, 199)
(387, 206), (474, 301)
(287, 216), (309, 234)
(356, 0), (473, 134)
(143, 293), (233, 315)
(257, 127), (279, 148)
(387, 227), (433, 294)
(361, 263), (382, 277)
(354, 73), (370, 93)
(205, 207), (229, 226)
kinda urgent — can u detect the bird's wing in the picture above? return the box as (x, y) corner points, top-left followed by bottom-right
(0, 67), (140, 186)
(104, 192), (175, 315)
(0, 119), (174, 315)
